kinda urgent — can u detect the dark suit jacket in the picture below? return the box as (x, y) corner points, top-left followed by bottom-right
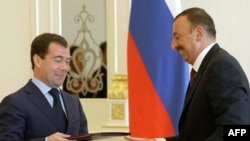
(167, 44), (250, 141)
(94, 65), (107, 98)
(0, 80), (88, 141)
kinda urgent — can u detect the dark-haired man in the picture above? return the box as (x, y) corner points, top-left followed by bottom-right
(125, 7), (250, 141)
(0, 33), (88, 141)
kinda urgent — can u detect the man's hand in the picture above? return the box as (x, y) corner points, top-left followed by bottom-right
(47, 132), (71, 141)
(124, 135), (156, 141)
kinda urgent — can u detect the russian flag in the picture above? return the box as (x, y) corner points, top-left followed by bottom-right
(127, 0), (189, 138)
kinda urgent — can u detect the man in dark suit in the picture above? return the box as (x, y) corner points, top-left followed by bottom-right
(0, 33), (88, 141)
(125, 7), (250, 141)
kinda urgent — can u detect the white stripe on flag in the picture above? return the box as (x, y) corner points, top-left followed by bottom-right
(164, 0), (182, 17)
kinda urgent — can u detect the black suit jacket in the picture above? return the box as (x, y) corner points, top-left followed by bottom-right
(0, 80), (88, 141)
(167, 44), (250, 141)
(94, 65), (107, 98)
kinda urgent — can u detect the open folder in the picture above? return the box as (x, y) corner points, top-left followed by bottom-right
(67, 132), (130, 141)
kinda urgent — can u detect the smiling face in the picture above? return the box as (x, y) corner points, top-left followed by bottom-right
(33, 42), (71, 88)
(171, 15), (201, 65)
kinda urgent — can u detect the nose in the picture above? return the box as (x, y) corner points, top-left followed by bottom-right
(171, 38), (177, 50)
(60, 61), (70, 71)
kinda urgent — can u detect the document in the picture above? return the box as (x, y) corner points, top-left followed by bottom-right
(67, 132), (130, 141)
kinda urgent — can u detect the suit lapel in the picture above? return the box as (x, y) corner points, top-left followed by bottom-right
(24, 80), (61, 130)
(61, 91), (77, 133)
(182, 44), (221, 110)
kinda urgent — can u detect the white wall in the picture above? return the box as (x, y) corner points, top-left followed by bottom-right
(0, 0), (62, 100)
(0, 0), (32, 100)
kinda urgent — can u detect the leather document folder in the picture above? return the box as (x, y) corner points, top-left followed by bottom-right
(67, 132), (130, 141)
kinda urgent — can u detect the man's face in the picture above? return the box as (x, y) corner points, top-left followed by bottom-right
(171, 16), (200, 65)
(36, 42), (71, 88)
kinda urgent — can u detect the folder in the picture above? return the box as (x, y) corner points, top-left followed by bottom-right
(67, 132), (130, 141)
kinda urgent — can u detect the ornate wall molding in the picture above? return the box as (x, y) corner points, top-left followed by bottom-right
(64, 4), (103, 97)
(108, 75), (128, 99)
(111, 104), (125, 120)
(103, 74), (128, 131)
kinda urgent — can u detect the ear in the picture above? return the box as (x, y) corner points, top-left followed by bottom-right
(195, 25), (204, 41)
(33, 54), (42, 68)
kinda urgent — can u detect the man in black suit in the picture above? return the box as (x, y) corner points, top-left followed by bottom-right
(0, 33), (88, 141)
(125, 7), (250, 141)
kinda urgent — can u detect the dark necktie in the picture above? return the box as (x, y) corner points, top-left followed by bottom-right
(49, 88), (67, 132)
(190, 68), (197, 87)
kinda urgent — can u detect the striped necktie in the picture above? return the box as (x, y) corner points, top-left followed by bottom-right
(49, 88), (67, 132)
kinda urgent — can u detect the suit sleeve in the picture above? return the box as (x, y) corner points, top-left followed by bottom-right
(205, 58), (249, 141)
(0, 95), (26, 140)
(0, 95), (48, 141)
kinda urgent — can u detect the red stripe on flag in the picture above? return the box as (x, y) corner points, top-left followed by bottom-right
(128, 32), (175, 138)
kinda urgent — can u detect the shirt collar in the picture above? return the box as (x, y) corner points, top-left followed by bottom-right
(31, 77), (60, 94)
(193, 42), (216, 72)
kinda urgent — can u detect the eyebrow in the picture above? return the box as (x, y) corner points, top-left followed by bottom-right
(173, 32), (179, 37)
(54, 56), (71, 60)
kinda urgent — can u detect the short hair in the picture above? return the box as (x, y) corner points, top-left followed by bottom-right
(30, 33), (68, 69)
(100, 41), (106, 54)
(69, 45), (79, 56)
(174, 7), (216, 38)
